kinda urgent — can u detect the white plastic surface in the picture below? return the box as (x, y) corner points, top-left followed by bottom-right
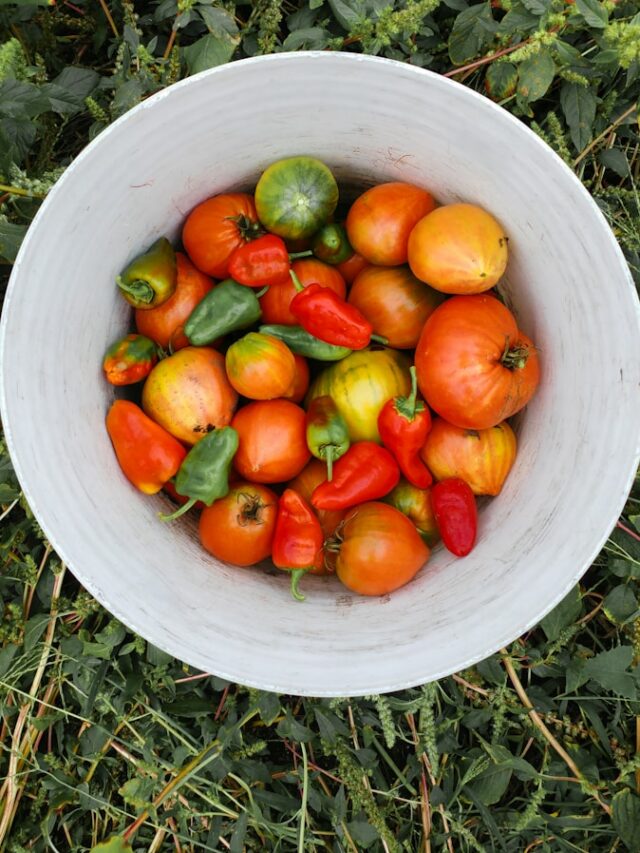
(1, 53), (639, 696)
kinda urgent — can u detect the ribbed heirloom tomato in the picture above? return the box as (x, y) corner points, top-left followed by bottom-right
(199, 483), (278, 567)
(259, 258), (346, 325)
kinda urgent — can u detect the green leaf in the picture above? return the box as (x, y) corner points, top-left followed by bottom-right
(468, 765), (512, 805)
(198, 6), (239, 38)
(603, 584), (638, 624)
(256, 690), (281, 725)
(81, 641), (113, 661)
(582, 646), (637, 698)
(517, 50), (555, 102)
(0, 219), (28, 263)
(0, 80), (50, 118)
(24, 613), (49, 652)
(598, 149), (631, 178)
(347, 820), (379, 847)
(145, 642), (173, 666)
(612, 789), (640, 853)
(575, 0), (608, 29)
(110, 78), (144, 118)
(283, 27), (330, 50)
(540, 586), (582, 640)
(560, 82), (596, 151)
(448, 4), (497, 66)
(90, 838), (133, 853)
(183, 33), (237, 75)
(53, 67), (100, 99)
(0, 117), (36, 169)
(483, 744), (538, 780)
(521, 0), (550, 12)
(327, 0), (364, 29)
(485, 62), (518, 100)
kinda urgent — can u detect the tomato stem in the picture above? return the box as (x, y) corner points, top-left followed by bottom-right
(290, 569), (308, 602)
(158, 496), (196, 522)
(501, 336), (532, 370)
(225, 214), (264, 241)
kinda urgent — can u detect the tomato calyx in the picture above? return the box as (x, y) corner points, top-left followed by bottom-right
(225, 214), (264, 242)
(500, 336), (534, 371)
(236, 491), (271, 526)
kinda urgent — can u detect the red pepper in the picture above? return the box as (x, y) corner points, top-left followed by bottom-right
(311, 442), (400, 511)
(431, 478), (477, 557)
(272, 489), (324, 601)
(106, 400), (187, 495)
(289, 270), (376, 350)
(228, 234), (309, 287)
(378, 366), (433, 489)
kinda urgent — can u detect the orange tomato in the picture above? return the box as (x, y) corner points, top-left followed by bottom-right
(347, 265), (445, 349)
(282, 354), (310, 404)
(346, 182), (436, 266)
(289, 458), (347, 537)
(142, 347), (238, 445)
(384, 479), (439, 547)
(135, 253), (213, 350)
(225, 333), (296, 400)
(334, 502), (429, 596)
(259, 258), (346, 325)
(421, 418), (517, 496)
(335, 251), (368, 284)
(408, 203), (508, 294)
(199, 483), (278, 566)
(232, 400), (310, 483)
(182, 193), (260, 278)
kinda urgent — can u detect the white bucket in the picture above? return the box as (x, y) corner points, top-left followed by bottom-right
(2, 53), (639, 696)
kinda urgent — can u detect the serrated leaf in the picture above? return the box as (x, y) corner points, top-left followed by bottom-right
(575, 0), (608, 29)
(540, 586), (582, 640)
(560, 81), (596, 151)
(183, 33), (237, 75)
(448, 4), (497, 66)
(0, 219), (27, 263)
(485, 62), (518, 100)
(603, 584), (638, 624)
(90, 838), (133, 853)
(612, 789), (640, 853)
(517, 50), (555, 102)
(582, 646), (636, 698)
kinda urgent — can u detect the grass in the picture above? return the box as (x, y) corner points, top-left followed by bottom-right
(1, 0), (640, 850)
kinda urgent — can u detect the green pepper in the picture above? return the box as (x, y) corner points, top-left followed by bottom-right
(185, 279), (262, 346)
(311, 223), (353, 265)
(117, 237), (177, 309)
(159, 426), (239, 522)
(306, 396), (350, 481)
(258, 324), (352, 361)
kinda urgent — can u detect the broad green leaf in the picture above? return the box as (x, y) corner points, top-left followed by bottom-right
(517, 50), (555, 102)
(560, 81), (596, 151)
(183, 33), (237, 75)
(498, 4), (539, 36)
(540, 586), (582, 640)
(145, 642), (173, 666)
(612, 789), (640, 853)
(327, 0), (364, 29)
(575, 0), (608, 29)
(483, 744), (537, 780)
(199, 5), (239, 38)
(81, 641), (113, 661)
(257, 690), (281, 725)
(346, 820), (379, 847)
(110, 78), (144, 118)
(0, 80), (50, 118)
(448, 4), (497, 66)
(53, 66), (100, 99)
(603, 584), (638, 624)
(283, 27), (330, 50)
(90, 838), (133, 853)
(24, 613), (49, 652)
(521, 0), (550, 12)
(582, 645), (636, 698)
(485, 62), (518, 100)
(0, 219), (27, 263)
(468, 765), (512, 805)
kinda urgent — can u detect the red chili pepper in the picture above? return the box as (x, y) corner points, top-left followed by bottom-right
(378, 366), (433, 489)
(431, 478), (477, 557)
(272, 489), (324, 601)
(311, 442), (400, 511)
(289, 270), (376, 350)
(227, 234), (296, 287)
(106, 400), (187, 495)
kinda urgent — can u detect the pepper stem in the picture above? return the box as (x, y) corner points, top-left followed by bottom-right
(370, 334), (389, 345)
(407, 365), (418, 417)
(117, 276), (155, 306)
(255, 286), (269, 298)
(325, 446), (334, 482)
(290, 269), (305, 293)
(158, 496), (197, 522)
(290, 569), (309, 602)
(288, 250), (313, 260)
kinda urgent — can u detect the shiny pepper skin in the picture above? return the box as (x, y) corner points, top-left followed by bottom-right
(103, 334), (158, 386)
(431, 477), (477, 557)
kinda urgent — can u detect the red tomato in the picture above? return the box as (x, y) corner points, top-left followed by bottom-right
(415, 295), (540, 429)
(232, 400), (310, 483)
(135, 253), (213, 350)
(225, 333), (296, 400)
(335, 251), (369, 284)
(421, 418), (517, 496)
(199, 482), (278, 566)
(259, 258), (346, 326)
(346, 182), (436, 266)
(282, 354), (310, 404)
(182, 193), (260, 278)
(334, 502), (429, 596)
(348, 265), (445, 349)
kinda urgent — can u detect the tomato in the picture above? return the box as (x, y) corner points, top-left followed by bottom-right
(282, 354), (310, 404)
(199, 483), (278, 566)
(259, 258), (346, 326)
(333, 502), (429, 596)
(421, 418), (517, 496)
(384, 479), (439, 547)
(225, 333), (296, 400)
(289, 458), (347, 540)
(255, 156), (339, 240)
(232, 399), (310, 483)
(307, 346), (411, 443)
(346, 182), (436, 266)
(347, 265), (445, 349)
(182, 193), (261, 278)
(135, 253), (213, 350)
(408, 204), (508, 294)
(335, 251), (368, 284)
(415, 295), (540, 429)
(142, 347), (238, 445)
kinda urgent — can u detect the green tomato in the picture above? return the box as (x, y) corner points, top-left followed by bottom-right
(255, 156), (339, 240)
